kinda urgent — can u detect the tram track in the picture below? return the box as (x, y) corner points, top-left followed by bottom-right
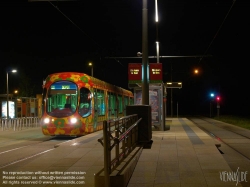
(202, 117), (250, 139)
(0, 149), (54, 169)
(188, 117), (250, 161)
(0, 135), (77, 169)
(0, 136), (52, 153)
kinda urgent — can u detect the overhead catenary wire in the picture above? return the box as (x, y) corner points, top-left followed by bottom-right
(48, 1), (104, 50)
(48, 0), (123, 67)
(199, 0), (237, 63)
(48, 1), (105, 50)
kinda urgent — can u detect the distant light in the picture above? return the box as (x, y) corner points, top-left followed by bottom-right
(210, 93), (214, 97)
(194, 69), (199, 74)
(166, 82), (182, 88)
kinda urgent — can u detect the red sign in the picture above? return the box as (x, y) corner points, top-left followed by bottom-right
(128, 63), (162, 83)
(149, 63), (162, 82)
(128, 63), (142, 83)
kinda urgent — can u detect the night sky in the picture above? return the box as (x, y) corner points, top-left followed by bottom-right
(1, 0), (249, 116)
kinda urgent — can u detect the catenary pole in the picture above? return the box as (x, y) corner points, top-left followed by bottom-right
(142, 0), (149, 105)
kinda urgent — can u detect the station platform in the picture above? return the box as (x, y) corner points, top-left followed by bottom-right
(127, 118), (242, 187)
(1, 118), (249, 187)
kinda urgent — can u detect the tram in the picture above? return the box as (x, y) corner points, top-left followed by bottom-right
(40, 72), (134, 136)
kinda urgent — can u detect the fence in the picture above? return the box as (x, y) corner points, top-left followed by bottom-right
(0, 117), (40, 131)
(97, 114), (142, 187)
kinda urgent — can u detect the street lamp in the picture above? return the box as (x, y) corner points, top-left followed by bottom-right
(6, 69), (17, 122)
(155, 0), (159, 63)
(88, 62), (93, 77)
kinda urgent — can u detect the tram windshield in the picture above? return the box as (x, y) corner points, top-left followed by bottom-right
(46, 81), (78, 117)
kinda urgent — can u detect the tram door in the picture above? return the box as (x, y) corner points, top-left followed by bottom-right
(108, 92), (111, 119)
(124, 96), (129, 116)
(93, 89), (99, 128)
(108, 92), (117, 119)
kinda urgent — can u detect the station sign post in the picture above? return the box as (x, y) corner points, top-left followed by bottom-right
(165, 82), (182, 118)
(128, 63), (166, 131)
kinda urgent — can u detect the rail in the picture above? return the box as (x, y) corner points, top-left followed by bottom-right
(0, 117), (40, 131)
(97, 114), (142, 187)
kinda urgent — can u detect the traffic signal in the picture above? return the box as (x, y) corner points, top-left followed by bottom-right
(216, 96), (220, 101)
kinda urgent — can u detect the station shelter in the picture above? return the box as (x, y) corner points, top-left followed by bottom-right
(0, 94), (42, 118)
(128, 63), (167, 131)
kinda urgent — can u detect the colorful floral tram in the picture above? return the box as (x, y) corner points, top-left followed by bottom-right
(40, 72), (134, 136)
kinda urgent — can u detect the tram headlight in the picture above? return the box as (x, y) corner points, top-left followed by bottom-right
(70, 117), (77, 124)
(44, 118), (50, 124)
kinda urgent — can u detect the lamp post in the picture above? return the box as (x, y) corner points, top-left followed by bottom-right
(88, 62), (93, 77)
(142, 0), (149, 105)
(6, 69), (17, 122)
(155, 0), (159, 63)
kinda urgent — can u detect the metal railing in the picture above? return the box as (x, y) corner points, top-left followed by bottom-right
(0, 117), (40, 131)
(97, 114), (142, 187)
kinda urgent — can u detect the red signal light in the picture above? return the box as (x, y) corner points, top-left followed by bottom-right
(216, 96), (220, 101)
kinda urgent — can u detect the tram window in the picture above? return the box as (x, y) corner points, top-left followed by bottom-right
(118, 95), (123, 114)
(130, 97), (134, 105)
(108, 92), (111, 114)
(79, 87), (91, 117)
(96, 89), (105, 116)
(65, 95), (77, 112)
(108, 92), (115, 115)
(124, 96), (128, 106)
